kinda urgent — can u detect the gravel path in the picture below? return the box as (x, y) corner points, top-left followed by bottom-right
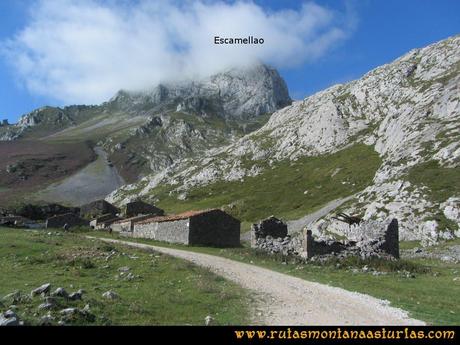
(286, 195), (357, 234)
(240, 195), (356, 242)
(91, 236), (424, 326)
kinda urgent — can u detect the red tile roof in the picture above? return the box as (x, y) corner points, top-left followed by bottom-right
(136, 209), (219, 224)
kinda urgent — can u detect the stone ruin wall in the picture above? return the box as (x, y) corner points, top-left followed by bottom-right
(252, 216), (400, 260)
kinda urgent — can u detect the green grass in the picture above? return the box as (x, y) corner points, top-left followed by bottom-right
(91, 231), (460, 325)
(153, 144), (381, 223)
(406, 160), (460, 232)
(407, 160), (460, 203)
(0, 228), (250, 325)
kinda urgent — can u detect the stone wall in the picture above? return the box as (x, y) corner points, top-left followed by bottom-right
(112, 215), (154, 233)
(380, 219), (399, 258)
(189, 210), (240, 247)
(131, 210), (240, 247)
(111, 221), (131, 233)
(133, 219), (190, 244)
(90, 214), (116, 229)
(303, 230), (347, 259)
(304, 219), (400, 259)
(46, 213), (89, 229)
(97, 217), (121, 230)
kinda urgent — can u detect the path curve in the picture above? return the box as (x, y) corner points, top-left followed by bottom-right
(241, 195), (356, 242)
(286, 195), (357, 234)
(90, 236), (424, 326)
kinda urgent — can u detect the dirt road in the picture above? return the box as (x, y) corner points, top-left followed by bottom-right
(91, 236), (424, 326)
(240, 195), (356, 242)
(286, 195), (357, 234)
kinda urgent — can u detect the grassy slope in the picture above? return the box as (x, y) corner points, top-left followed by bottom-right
(91, 231), (460, 325)
(407, 160), (460, 232)
(150, 144), (381, 225)
(0, 228), (249, 325)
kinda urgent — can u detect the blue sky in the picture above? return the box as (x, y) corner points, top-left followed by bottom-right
(0, 0), (459, 123)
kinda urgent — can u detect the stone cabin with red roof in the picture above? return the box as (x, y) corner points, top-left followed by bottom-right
(130, 209), (240, 247)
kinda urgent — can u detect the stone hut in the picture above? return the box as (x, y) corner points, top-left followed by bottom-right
(46, 213), (89, 229)
(80, 200), (119, 219)
(132, 209), (240, 247)
(122, 200), (164, 218)
(251, 216), (288, 246)
(111, 214), (156, 233)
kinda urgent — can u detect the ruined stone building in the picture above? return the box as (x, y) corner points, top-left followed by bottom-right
(251, 216), (287, 246)
(303, 218), (399, 259)
(251, 216), (400, 260)
(124, 209), (240, 247)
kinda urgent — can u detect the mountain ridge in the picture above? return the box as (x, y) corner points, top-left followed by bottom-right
(0, 63), (292, 204)
(108, 34), (460, 243)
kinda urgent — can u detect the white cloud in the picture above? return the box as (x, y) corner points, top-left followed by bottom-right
(2, 0), (353, 104)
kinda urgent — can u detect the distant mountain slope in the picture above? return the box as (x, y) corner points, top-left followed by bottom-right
(0, 63), (291, 206)
(108, 35), (460, 243)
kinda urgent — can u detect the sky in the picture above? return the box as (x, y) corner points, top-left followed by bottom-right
(0, 0), (459, 123)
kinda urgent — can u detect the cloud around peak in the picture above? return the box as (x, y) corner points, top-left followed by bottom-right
(2, 0), (354, 105)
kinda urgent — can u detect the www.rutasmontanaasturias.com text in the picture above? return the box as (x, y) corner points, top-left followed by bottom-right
(214, 36), (264, 45)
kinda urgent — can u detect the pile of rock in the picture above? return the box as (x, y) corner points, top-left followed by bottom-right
(253, 235), (302, 256)
(0, 283), (98, 326)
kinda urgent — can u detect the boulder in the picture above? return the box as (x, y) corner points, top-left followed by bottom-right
(0, 310), (20, 326)
(51, 287), (69, 299)
(102, 291), (119, 300)
(68, 291), (82, 301)
(31, 283), (51, 297)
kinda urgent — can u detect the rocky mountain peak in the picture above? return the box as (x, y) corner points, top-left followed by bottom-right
(109, 63), (292, 119)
